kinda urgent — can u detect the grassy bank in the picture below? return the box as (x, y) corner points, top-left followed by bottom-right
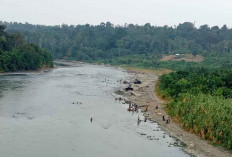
(157, 68), (232, 150)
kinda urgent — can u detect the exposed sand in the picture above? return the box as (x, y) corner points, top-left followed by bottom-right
(160, 54), (204, 62)
(117, 68), (232, 157)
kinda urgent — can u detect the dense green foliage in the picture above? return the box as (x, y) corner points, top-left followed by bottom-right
(0, 25), (53, 72)
(159, 69), (232, 149)
(2, 21), (232, 68)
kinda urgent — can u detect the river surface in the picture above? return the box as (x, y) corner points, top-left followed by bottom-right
(0, 64), (189, 157)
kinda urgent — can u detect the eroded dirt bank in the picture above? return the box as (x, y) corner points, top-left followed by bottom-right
(117, 68), (231, 157)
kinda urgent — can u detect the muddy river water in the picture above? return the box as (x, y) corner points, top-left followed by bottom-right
(0, 64), (190, 157)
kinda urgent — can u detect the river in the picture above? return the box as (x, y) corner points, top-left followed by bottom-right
(0, 64), (190, 157)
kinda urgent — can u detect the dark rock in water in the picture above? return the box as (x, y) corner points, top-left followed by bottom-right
(16, 112), (26, 115)
(76, 102), (82, 105)
(134, 79), (141, 84)
(125, 84), (133, 91)
(140, 133), (146, 136)
(124, 100), (132, 104)
(115, 90), (124, 95)
(173, 142), (178, 146)
(150, 120), (155, 123)
(27, 117), (35, 120)
(123, 80), (129, 84)
(125, 87), (133, 91)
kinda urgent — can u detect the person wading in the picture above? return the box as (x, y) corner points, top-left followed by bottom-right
(137, 116), (141, 125)
(145, 106), (148, 112)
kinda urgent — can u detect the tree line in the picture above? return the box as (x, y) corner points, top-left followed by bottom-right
(0, 25), (53, 72)
(2, 21), (232, 67)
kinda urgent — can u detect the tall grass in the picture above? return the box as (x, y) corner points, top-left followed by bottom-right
(167, 93), (232, 149)
(158, 68), (232, 149)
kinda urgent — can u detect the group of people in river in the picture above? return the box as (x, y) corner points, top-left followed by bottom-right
(90, 94), (171, 125)
(90, 105), (171, 125)
(128, 103), (138, 112)
(114, 96), (172, 125)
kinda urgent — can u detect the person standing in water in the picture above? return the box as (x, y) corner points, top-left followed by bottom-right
(137, 116), (141, 125)
(90, 117), (93, 123)
(145, 106), (148, 112)
(144, 117), (147, 122)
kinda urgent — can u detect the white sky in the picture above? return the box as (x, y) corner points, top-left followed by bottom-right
(0, 0), (232, 28)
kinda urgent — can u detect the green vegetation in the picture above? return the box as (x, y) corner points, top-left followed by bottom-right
(2, 21), (232, 149)
(159, 68), (232, 149)
(2, 21), (232, 69)
(0, 25), (53, 72)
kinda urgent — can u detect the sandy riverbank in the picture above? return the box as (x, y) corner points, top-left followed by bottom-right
(117, 68), (232, 157)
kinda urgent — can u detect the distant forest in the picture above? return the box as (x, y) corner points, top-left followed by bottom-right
(2, 21), (232, 68)
(0, 25), (53, 72)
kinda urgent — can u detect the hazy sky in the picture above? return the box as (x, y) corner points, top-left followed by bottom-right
(1, 0), (232, 27)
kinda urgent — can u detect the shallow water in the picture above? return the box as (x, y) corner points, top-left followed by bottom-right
(0, 64), (189, 157)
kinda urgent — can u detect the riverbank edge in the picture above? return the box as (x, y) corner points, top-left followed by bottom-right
(118, 67), (232, 157)
(0, 67), (54, 75)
